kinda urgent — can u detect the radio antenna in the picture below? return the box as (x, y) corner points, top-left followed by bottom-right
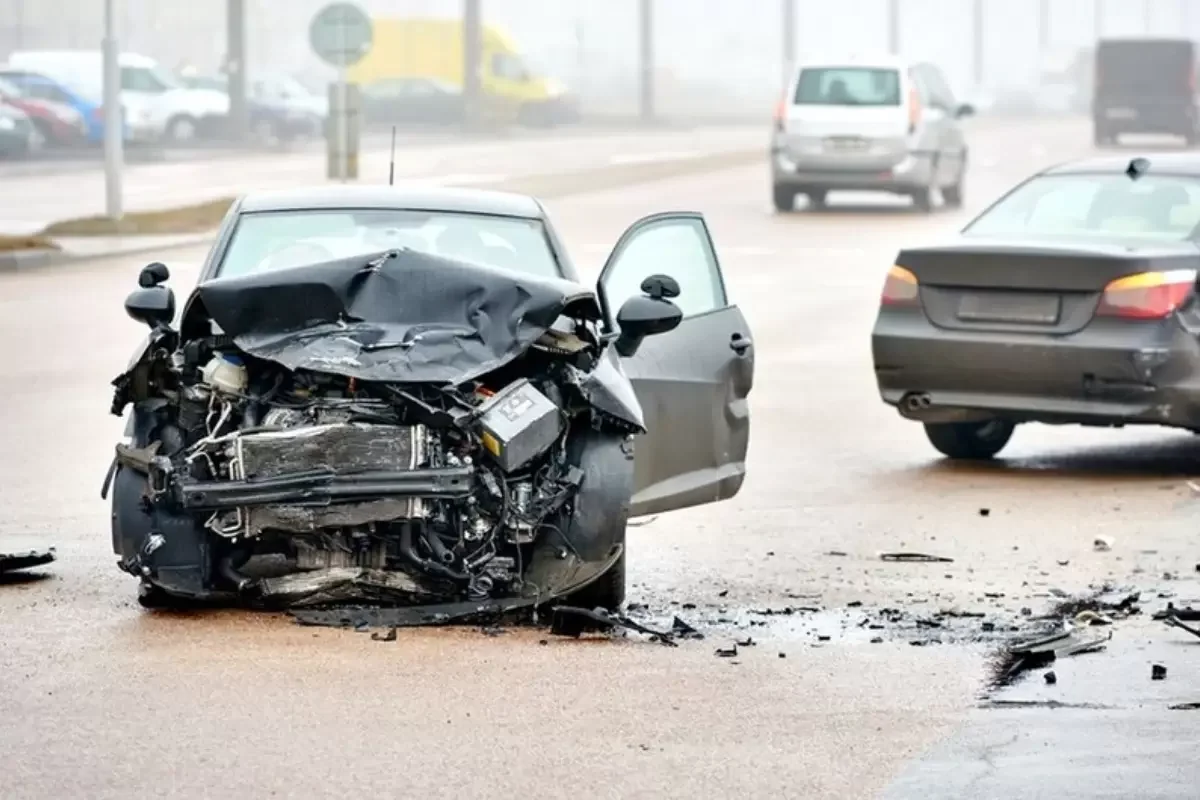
(388, 125), (396, 185)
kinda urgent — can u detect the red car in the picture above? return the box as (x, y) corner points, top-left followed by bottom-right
(0, 75), (86, 147)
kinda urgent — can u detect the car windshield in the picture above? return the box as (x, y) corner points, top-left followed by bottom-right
(794, 67), (901, 106)
(963, 173), (1200, 241)
(217, 209), (561, 280)
(0, 77), (23, 98)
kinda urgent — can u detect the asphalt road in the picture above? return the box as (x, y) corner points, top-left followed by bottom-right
(2, 118), (1200, 798)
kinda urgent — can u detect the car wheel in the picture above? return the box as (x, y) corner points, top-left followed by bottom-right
(166, 114), (198, 143)
(943, 156), (966, 208)
(772, 184), (796, 213)
(562, 548), (626, 611)
(924, 420), (1014, 460)
(136, 580), (186, 610)
(805, 190), (828, 210)
(912, 184), (935, 213)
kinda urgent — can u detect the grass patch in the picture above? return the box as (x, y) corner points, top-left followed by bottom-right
(0, 234), (61, 252)
(38, 197), (235, 238)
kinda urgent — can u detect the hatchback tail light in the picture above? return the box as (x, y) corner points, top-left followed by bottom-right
(772, 95), (785, 132)
(1095, 270), (1197, 319)
(880, 265), (919, 306)
(907, 86), (922, 133)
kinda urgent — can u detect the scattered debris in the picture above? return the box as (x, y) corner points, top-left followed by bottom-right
(1162, 614), (1200, 641)
(0, 547), (56, 575)
(549, 606), (680, 646)
(735, 636), (756, 647)
(1044, 670), (1057, 685)
(1187, 480), (1200, 494)
(989, 623), (1112, 687)
(717, 590), (729, 598)
(1056, 560), (1070, 567)
(1093, 536), (1113, 552)
(715, 644), (738, 658)
(825, 550), (848, 557)
(1169, 702), (1200, 710)
(671, 616), (705, 640)
(371, 627), (398, 642)
(1073, 610), (1112, 626)
(1153, 603), (1200, 622)
(778, 652), (786, 659)
(879, 552), (954, 563)
(1152, 664), (1168, 680)
(817, 635), (831, 642)
(870, 637), (883, 644)
(847, 600), (863, 608)
(978, 508), (990, 517)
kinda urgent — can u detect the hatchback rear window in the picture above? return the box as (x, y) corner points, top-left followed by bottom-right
(964, 173), (1200, 241)
(794, 67), (901, 106)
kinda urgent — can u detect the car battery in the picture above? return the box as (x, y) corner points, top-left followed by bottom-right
(475, 378), (564, 472)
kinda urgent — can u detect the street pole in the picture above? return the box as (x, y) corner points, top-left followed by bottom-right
(639, 0), (654, 123)
(1095, 0), (1104, 40)
(102, 0), (123, 220)
(888, 0), (900, 56)
(463, 0), (481, 129)
(972, 0), (984, 88)
(226, 0), (247, 140)
(1145, 0), (1153, 33)
(1038, 0), (1049, 56)
(782, 0), (795, 85)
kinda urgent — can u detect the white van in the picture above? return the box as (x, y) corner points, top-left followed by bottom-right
(770, 56), (975, 212)
(7, 50), (229, 143)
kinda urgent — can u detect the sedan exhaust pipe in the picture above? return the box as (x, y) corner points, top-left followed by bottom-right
(903, 393), (932, 412)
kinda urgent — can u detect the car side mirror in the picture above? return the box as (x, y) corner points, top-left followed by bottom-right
(138, 261), (170, 287)
(613, 274), (683, 358)
(955, 103), (975, 119)
(127, 262), (175, 328)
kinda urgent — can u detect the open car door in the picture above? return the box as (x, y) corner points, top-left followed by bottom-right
(596, 212), (754, 517)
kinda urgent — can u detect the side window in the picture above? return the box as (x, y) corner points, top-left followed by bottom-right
(121, 67), (165, 93)
(601, 217), (727, 321)
(491, 53), (527, 81)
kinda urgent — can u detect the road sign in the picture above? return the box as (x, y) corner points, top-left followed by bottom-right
(309, 2), (373, 68)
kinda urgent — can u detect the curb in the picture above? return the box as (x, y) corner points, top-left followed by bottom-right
(0, 148), (763, 273)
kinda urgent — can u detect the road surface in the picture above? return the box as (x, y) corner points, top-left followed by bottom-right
(2, 118), (1198, 799)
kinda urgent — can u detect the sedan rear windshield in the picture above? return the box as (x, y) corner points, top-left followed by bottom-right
(218, 209), (561, 279)
(794, 67), (901, 106)
(963, 173), (1200, 241)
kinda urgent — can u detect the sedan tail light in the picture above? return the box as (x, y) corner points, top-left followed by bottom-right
(1096, 270), (1197, 319)
(880, 265), (919, 307)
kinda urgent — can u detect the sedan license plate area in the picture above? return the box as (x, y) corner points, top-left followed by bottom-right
(956, 292), (1061, 325)
(1106, 107), (1137, 119)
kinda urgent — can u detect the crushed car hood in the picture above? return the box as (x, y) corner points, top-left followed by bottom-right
(180, 247), (602, 385)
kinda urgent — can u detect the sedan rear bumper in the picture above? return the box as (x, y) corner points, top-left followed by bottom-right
(872, 308), (1200, 427)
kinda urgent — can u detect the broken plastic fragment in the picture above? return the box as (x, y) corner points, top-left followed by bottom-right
(879, 552), (954, 563)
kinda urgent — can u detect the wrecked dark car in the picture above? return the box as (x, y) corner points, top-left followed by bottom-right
(102, 186), (755, 616)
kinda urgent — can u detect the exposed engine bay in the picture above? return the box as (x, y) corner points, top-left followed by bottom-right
(105, 248), (646, 612)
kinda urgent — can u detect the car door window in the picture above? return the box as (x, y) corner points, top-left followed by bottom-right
(121, 67), (167, 93)
(600, 216), (727, 323)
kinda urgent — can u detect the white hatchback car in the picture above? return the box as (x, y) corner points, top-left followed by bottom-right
(770, 57), (975, 212)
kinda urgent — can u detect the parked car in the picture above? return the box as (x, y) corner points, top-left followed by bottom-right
(361, 77), (465, 127)
(771, 56), (974, 212)
(0, 102), (37, 158)
(0, 75), (86, 147)
(7, 50), (229, 144)
(177, 71), (324, 143)
(0, 67), (111, 144)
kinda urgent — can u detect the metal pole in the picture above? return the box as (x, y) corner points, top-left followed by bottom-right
(102, 0), (123, 220)
(226, 0), (247, 140)
(463, 0), (481, 129)
(782, 0), (795, 84)
(972, 0), (984, 87)
(888, 0), (900, 55)
(1095, 0), (1104, 39)
(1038, 0), (1050, 55)
(639, 0), (654, 122)
(1145, 0), (1153, 33)
(337, 17), (348, 182)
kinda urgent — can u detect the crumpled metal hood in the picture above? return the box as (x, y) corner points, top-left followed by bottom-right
(181, 247), (602, 385)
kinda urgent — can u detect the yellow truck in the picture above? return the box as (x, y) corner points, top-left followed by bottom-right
(346, 17), (578, 126)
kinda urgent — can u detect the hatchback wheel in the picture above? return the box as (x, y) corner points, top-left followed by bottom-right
(772, 184), (796, 213)
(924, 420), (1014, 460)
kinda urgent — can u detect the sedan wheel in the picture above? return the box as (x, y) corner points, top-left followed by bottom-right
(924, 420), (1014, 460)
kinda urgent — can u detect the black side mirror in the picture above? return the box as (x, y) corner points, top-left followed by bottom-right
(138, 261), (170, 287)
(955, 103), (975, 119)
(613, 273), (683, 358)
(127, 262), (175, 328)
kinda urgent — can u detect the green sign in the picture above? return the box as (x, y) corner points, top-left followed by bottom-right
(309, 3), (373, 68)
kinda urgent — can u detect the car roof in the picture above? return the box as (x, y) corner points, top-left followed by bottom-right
(793, 54), (913, 72)
(1043, 153), (1200, 177)
(237, 184), (546, 219)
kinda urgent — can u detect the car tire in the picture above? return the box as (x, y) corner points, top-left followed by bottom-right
(924, 420), (1015, 460)
(772, 184), (796, 213)
(912, 185), (935, 213)
(943, 154), (966, 208)
(562, 548), (626, 611)
(805, 190), (828, 210)
(166, 114), (198, 144)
